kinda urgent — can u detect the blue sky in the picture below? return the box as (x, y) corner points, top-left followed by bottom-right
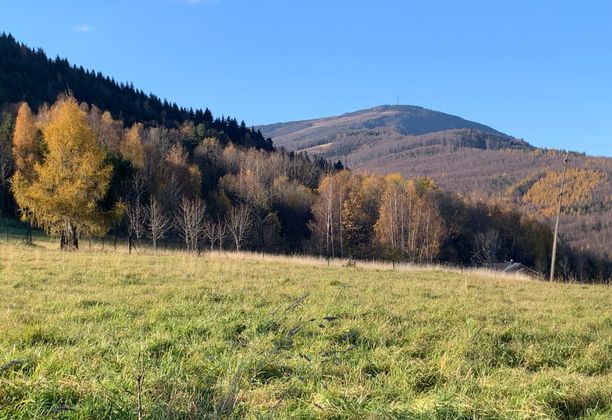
(2, 0), (611, 156)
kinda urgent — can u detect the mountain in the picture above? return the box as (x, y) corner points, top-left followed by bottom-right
(258, 106), (612, 260)
(0, 33), (273, 150)
(260, 105), (531, 158)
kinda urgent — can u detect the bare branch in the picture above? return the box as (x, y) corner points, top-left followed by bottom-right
(225, 205), (252, 251)
(146, 197), (171, 250)
(176, 196), (207, 252)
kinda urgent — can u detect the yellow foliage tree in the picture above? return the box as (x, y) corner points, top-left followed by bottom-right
(120, 122), (145, 169)
(11, 96), (118, 249)
(309, 170), (352, 258)
(163, 144), (202, 205)
(12, 102), (39, 182)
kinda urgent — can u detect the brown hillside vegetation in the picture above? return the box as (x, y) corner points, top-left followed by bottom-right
(522, 168), (608, 217)
(259, 107), (612, 261)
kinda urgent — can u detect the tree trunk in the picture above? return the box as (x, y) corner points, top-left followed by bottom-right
(71, 225), (79, 249)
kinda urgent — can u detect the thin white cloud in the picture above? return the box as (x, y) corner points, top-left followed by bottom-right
(73, 24), (94, 33)
(185, 0), (218, 5)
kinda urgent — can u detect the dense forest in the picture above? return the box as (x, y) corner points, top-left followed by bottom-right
(0, 34), (609, 281)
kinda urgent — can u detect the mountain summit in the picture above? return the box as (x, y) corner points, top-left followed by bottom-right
(258, 105), (531, 160)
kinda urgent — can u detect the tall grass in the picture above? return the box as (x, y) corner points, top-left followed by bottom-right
(0, 243), (610, 418)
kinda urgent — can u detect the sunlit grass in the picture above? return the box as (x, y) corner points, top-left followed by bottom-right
(0, 243), (610, 418)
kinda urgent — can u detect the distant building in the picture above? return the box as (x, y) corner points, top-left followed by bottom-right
(490, 260), (541, 277)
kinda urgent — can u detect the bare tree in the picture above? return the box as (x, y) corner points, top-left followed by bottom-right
(217, 218), (226, 251)
(0, 114), (14, 215)
(126, 173), (147, 244)
(472, 229), (503, 267)
(146, 197), (171, 251)
(127, 202), (146, 243)
(176, 196), (207, 252)
(203, 218), (220, 251)
(166, 172), (183, 212)
(225, 205), (252, 251)
(0, 133), (12, 215)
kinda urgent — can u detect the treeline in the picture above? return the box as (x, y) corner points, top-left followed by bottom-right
(1, 96), (337, 251)
(0, 33), (273, 150)
(1, 96), (609, 281)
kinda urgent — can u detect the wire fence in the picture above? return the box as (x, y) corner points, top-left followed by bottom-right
(2, 220), (609, 284)
(0, 220), (200, 254)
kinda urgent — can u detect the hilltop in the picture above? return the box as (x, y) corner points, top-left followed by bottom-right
(259, 105), (530, 156)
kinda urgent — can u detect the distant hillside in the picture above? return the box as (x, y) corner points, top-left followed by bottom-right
(0, 33), (273, 150)
(259, 105), (531, 158)
(259, 106), (612, 260)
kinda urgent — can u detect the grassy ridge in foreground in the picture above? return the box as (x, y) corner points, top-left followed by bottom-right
(0, 245), (610, 418)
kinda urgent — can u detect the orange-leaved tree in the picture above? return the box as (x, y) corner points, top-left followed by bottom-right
(11, 96), (122, 249)
(12, 102), (40, 183)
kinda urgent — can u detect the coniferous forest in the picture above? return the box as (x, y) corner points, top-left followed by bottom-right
(0, 33), (610, 281)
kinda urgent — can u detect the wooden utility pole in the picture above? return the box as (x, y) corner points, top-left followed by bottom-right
(550, 153), (570, 281)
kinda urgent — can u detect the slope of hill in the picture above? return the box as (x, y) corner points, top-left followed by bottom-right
(258, 106), (612, 260)
(0, 33), (273, 150)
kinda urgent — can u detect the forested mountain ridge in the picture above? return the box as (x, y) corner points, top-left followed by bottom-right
(0, 33), (273, 150)
(258, 107), (612, 261)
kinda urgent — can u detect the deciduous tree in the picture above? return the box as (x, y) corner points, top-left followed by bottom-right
(12, 102), (39, 182)
(11, 97), (118, 249)
(226, 204), (252, 251)
(472, 229), (503, 267)
(146, 196), (171, 250)
(176, 196), (207, 252)
(121, 123), (145, 169)
(0, 112), (14, 214)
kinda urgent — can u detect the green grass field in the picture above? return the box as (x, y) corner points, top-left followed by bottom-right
(0, 244), (610, 419)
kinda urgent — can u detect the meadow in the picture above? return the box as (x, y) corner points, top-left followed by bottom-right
(0, 243), (610, 419)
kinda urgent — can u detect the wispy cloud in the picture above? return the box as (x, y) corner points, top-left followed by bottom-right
(184, 0), (218, 5)
(73, 23), (94, 33)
